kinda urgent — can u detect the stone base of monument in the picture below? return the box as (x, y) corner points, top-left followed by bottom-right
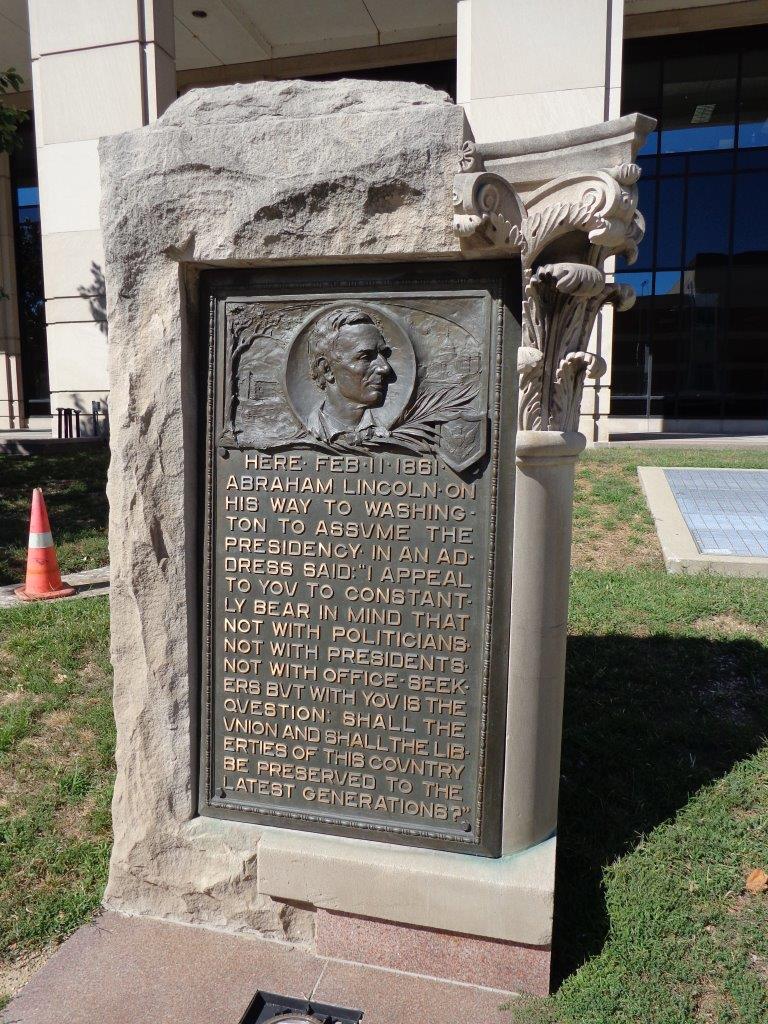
(315, 911), (550, 994)
(253, 828), (555, 995)
(2, 911), (528, 1024)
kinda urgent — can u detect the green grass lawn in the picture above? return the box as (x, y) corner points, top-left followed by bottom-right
(0, 445), (767, 1020)
(516, 446), (768, 1024)
(0, 598), (113, 1007)
(0, 449), (109, 587)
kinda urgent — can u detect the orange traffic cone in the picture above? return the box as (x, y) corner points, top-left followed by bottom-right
(15, 488), (76, 601)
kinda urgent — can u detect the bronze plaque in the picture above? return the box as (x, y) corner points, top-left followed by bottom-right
(199, 262), (518, 856)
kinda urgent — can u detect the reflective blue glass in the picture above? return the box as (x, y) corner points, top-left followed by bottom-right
(659, 154), (686, 175)
(616, 270), (653, 297)
(622, 58), (661, 155)
(637, 155), (658, 177)
(633, 177), (656, 270)
(739, 122), (768, 149)
(656, 177), (685, 266)
(617, 32), (768, 419)
(738, 49), (768, 148)
(654, 271), (683, 296)
(16, 186), (39, 206)
(661, 125), (735, 153)
(688, 151), (735, 172)
(737, 149), (768, 170)
(16, 206), (40, 224)
(661, 52), (737, 153)
(638, 131), (659, 156)
(685, 174), (731, 265)
(733, 170), (768, 255)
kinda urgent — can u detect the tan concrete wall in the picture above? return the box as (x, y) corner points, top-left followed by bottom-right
(27, 0), (176, 434)
(457, 0), (624, 141)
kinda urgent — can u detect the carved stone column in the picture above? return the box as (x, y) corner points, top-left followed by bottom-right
(454, 134), (647, 853)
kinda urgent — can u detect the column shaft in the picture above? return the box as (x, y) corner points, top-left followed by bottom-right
(27, 0), (176, 433)
(502, 430), (585, 853)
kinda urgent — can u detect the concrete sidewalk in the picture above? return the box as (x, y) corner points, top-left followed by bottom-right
(1, 912), (516, 1024)
(599, 435), (768, 448)
(0, 565), (110, 609)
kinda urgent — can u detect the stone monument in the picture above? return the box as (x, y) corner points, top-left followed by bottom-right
(99, 79), (650, 998)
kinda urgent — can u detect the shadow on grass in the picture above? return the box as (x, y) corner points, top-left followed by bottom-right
(0, 450), (109, 585)
(552, 631), (768, 986)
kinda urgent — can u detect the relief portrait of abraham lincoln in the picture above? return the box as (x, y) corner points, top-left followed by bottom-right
(305, 306), (394, 444)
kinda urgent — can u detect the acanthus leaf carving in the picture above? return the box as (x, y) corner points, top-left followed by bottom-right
(531, 262), (605, 299)
(452, 151), (648, 433)
(552, 350), (607, 434)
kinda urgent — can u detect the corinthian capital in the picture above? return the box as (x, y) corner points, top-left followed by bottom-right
(452, 115), (652, 433)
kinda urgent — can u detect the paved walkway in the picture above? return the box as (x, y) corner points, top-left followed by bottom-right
(0, 429), (51, 441)
(0, 565), (110, 609)
(599, 435), (768, 448)
(1, 912), (515, 1024)
(665, 469), (768, 557)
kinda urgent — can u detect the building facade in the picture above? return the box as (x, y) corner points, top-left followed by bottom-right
(0, 0), (766, 439)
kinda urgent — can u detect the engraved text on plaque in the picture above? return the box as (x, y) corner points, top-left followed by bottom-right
(200, 263), (518, 855)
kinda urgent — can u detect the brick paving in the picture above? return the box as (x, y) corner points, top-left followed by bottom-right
(665, 469), (768, 557)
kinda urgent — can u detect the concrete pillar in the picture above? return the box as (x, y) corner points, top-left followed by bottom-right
(27, 0), (176, 434)
(458, 0), (625, 443)
(503, 430), (585, 853)
(0, 152), (25, 430)
(457, 0), (624, 140)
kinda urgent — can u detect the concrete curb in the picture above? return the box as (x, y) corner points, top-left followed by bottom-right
(0, 436), (107, 456)
(638, 467), (768, 578)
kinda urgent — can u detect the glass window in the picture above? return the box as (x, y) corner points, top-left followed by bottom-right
(688, 151), (734, 173)
(661, 52), (737, 152)
(738, 49), (768, 148)
(623, 58), (661, 155)
(654, 270), (683, 296)
(637, 154), (658, 178)
(633, 177), (656, 269)
(649, 342), (679, 404)
(16, 205), (40, 224)
(616, 270), (653, 298)
(612, 272), (652, 399)
(659, 154), (686, 175)
(685, 174), (731, 265)
(656, 177), (685, 266)
(737, 149), (768, 170)
(618, 28), (768, 421)
(681, 259), (726, 402)
(733, 170), (768, 255)
(651, 290), (684, 359)
(15, 186), (40, 224)
(9, 120), (49, 415)
(727, 260), (768, 414)
(611, 324), (648, 399)
(17, 186), (38, 206)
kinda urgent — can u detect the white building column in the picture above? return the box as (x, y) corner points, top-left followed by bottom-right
(0, 152), (25, 430)
(27, 0), (176, 434)
(457, 0), (625, 442)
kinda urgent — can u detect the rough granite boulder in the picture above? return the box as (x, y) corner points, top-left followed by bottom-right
(99, 78), (469, 940)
